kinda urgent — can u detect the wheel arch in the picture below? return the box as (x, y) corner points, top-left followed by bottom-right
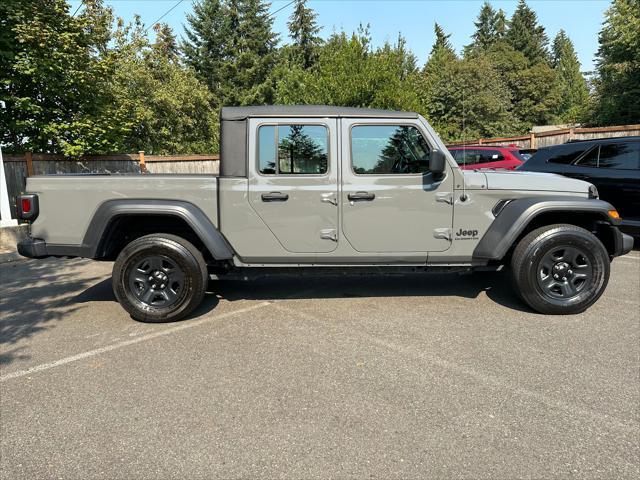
(473, 197), (620, 262)
(82, 199), (234, 262)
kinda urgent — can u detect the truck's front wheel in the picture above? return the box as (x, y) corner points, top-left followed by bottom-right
(511, 224), (610, 315)
(112, 234), (208, 322)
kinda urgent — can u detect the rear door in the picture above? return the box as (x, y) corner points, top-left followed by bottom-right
(248, 118), (339, 253)
(584, 141), (640, 221)
(340, 118), (454, 253)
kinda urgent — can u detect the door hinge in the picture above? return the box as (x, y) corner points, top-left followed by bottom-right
(435, 192), (453, 205)
(320, 229), (338, 242)
(321, 193), (337, 206)
(434, 228), (452, 241)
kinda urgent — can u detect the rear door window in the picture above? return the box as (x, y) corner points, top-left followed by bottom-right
(258, 124), (328, 175)
(597, 142), (640, 169)
(573, 142), (640, 170)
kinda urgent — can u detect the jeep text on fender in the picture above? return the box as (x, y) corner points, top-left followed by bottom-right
(17, 106), (634, 321)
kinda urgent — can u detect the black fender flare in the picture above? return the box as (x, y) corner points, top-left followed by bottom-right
(472, 196), (618, 261)
(82, 199), (234, 260)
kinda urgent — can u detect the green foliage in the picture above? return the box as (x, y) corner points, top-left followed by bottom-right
(0, 0), (128, 154)
(484, 42), (561, 131)
(421, 54), (517, 142)
(183, 0), (279, 107)
(0, 0), (633, 154)
(465, 2), (502, 54)
(275, 28), (420, 111)
(111, 20), (218, 154)
(505, 0), (550, 65)
(287, 0), (322, 69)
(552, 30), (589, 123)
(590, 0), (640, 125)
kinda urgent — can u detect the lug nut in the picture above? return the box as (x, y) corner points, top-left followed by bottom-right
(568, 270), (573, 274)
(148, 276), (153, 281)
(554, 274), (559, 279)
(562, 277), (567, 281)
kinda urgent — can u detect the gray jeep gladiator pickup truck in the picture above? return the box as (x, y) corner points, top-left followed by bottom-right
(17, 106), (634, 321)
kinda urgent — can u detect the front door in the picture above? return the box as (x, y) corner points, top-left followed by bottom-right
(340, 119), (454, 253)
(248, 118), (339, 253)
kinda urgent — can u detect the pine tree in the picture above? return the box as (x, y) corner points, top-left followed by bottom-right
(494, 9), (508, 40)
(505, 0), (549, 65)
(182, 0), (231, 106)
(287, 0), (322, 69)
(152, 23), (179, 62)
(590, 0), (640, 125)
(422, 23), (457, 85)
(551, 30), (589, 123)
(182, 0), (278, 107)
(468, 2), (498, 52)
(233, 0), (279, 104)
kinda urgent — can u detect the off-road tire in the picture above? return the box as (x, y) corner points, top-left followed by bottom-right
(511, 224), (610, 315)
(112, 234), (208, 322)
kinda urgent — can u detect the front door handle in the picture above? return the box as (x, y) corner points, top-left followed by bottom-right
(348, 191), (375, 201)
(261, 192), (289, 202)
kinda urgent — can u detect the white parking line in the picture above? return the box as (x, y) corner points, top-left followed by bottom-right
(0, 301), (272, 383)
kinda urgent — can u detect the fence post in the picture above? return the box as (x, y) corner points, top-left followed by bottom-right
(138, 151), (146, 174)
(568, 127), (575, 141)
(529, 132), (537, 149)
(25, 151), (34, 177)
(478, 138), (483, 145)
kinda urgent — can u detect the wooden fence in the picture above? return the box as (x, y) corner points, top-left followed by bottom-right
(1, 152), (219, 219)
(445, 124), (640, 149)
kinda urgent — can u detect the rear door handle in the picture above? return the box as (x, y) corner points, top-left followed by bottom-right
(261, 192), (289, 202)
(348, 191), (375, 201)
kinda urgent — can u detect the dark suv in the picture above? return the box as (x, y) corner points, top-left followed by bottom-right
(519, 137), (640, 235)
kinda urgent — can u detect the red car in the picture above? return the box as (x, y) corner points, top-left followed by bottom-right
(448, 145), (525, 170)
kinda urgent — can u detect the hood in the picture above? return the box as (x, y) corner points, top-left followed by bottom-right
(483, 170), (591, 194)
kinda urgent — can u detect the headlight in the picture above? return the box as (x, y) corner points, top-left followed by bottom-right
(588, 185), (599, 199)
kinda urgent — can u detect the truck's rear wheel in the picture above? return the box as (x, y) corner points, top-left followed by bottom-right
(511, 224), (610, 315)
(112, 234), (208, 322)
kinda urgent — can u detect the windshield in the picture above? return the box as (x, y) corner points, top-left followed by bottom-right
(511, 150), (527, 162)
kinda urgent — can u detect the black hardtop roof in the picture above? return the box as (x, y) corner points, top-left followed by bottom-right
(221, 105), (418, 121)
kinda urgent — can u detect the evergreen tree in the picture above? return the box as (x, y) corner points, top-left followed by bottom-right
(423, 23), (457, 75)
(152, 23), (179, 62)
(552, 30), (589, 123)
(182, 0), (231, 106)
(505, 0), (549, 65)
(467, 2), (498, 53)
(590, 0), (640, 125)
(494, 9), (508, 40)
(183, 0), (278, 107)
(287, 0), (322, 69)
(234, 0), (279, 104)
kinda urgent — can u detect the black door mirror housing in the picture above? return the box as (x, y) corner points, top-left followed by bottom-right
(430, 150), (447, 174)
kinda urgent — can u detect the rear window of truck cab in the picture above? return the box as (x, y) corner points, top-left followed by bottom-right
(258, 124), (328, 175)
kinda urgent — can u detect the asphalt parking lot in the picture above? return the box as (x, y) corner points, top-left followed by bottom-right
(1, 254), (639, 479)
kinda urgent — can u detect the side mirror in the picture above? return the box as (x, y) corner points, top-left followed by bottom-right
(430, 150), (447, 174)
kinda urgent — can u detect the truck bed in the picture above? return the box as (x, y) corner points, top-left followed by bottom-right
(27, 175), (219, 247)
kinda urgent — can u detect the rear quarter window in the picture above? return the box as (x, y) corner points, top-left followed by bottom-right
(544, 143), (592, 165)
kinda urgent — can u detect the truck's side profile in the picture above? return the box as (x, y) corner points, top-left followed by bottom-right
(17, 106), (634, 321)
